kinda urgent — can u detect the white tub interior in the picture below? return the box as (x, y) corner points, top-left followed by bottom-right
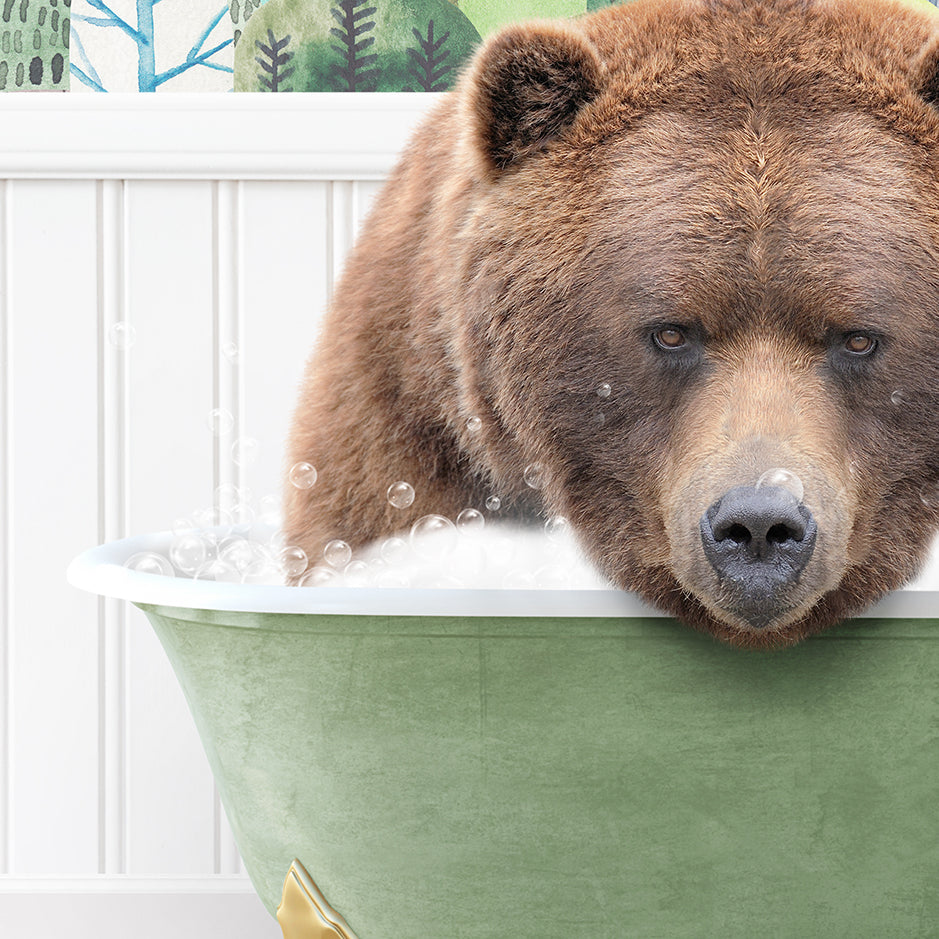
(67, 526), (939, 620)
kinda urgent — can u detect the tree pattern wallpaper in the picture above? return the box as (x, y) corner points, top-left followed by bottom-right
(1, 0), (71, 90)
(0, 0), (937, 91)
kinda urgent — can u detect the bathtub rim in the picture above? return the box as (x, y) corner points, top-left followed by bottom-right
(67, 528), (939, 620)
(66, 528), (666, 618)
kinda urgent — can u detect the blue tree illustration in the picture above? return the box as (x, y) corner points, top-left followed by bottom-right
(71, 0), (233, 92)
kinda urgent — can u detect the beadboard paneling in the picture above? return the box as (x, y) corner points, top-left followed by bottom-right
(0, 99), (414, 901)
(122, 180), (219, 877)
(7, 180), (101, 875)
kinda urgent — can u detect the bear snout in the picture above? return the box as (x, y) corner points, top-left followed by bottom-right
(699, 485), (818, 629)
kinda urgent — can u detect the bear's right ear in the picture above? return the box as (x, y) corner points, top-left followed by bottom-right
(912, 32), (939, 110)
(461, 22), (605, 179)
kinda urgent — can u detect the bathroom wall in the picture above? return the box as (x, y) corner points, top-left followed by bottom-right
(0, 92), (435, 937)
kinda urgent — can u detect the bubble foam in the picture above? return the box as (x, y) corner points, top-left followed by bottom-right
(755, 467), (804, 503)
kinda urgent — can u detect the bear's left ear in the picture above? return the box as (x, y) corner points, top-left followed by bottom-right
(460, 21), (605, 180)
(912, 32), (939, 109)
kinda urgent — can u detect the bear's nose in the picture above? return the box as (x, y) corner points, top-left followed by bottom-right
(699, 485), (818, 628)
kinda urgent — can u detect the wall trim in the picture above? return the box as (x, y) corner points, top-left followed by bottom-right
(0, 879), (279, 939)
(0, 93), (442, 180)
(0, 875), (255, 893)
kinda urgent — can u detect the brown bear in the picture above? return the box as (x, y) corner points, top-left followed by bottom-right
(284, 0), (939, 648)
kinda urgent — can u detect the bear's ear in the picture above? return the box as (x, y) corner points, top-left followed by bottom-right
(461, 22), (605, 178)
(912, 32), (939, 110)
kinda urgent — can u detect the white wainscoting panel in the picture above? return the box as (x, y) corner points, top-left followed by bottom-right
(0, 94), (436, 935)
(123, 179), (219, 878)
(8, 180), (101, 875)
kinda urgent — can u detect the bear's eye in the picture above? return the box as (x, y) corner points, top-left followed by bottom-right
(843, 332), (877, 356)
(653, 327), (687, 350)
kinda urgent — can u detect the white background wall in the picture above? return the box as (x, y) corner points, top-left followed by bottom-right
(0, 93), (436, 938)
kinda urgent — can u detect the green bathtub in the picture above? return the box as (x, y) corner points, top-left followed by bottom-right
(69, 531), (939, 937)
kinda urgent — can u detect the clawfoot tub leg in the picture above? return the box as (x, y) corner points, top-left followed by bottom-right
(277, 859), (359, 939)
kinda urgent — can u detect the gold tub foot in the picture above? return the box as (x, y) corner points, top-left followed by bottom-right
(277, 859), (359, 939)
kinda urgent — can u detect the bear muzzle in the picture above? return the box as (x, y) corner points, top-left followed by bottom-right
(699, 485), (818, 630)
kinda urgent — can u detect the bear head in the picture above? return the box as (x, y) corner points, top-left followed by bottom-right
(443, 0), (939, 647)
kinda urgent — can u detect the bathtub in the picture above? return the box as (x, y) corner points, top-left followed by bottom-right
(68, 528), (939, 938)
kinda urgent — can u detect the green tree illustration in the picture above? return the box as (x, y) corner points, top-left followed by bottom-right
(329, 0), (379, 92)
(255, 27), (294, 90)
(231, 0), (264, 47)
(403, 19), (452, 92)
(234, 0), (481, 93)
(0, 0), (69, 90)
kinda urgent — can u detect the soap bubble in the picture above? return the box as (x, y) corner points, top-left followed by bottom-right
(324, 539), (352, 569)
(192, 505), (234, 532)
(206, 408), (234, 437)
(170, 533), (208, 574)
(524, 462), (545, 490)
(200, 531), (222, 556)
(213, 482), (241, 508)
(456, 507), (485, 532)
(596, 382), (611, 398)
(410, 514), (458, 559)
(380, 536), (409, 564)
(544, 515), (570, 540)
(171, 516), (195, 537)
(219, 536), (259, 571)
(108, 321), (136, 351)
(485, 495), (502, 512)
(229, 502), (255, 527)
(299, 566), (337, 587)
(193, 559), (240, 583)
(341, 560), (371, 586)
(258, 493), (281, 527)
(222, 341), (241, 365)
(890, 389), (906, 407)
(386, 481), (415, 509)
(594, 412), (606, 427)
(241, 557), (283, 585)
(231, 437), (259, 466)
(289, 462), (318, 490)
(755, 467), (804, 503)
(205, 536), (225, 560)
(466, 416), (482, 433)
(279, 545), (309, 578)
(377, 569), (411, 588)
(124, 551), (174, 577)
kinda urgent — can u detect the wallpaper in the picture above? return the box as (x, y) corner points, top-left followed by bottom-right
(0, 0), (937, 92)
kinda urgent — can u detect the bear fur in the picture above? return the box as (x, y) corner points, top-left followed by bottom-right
(284, 0), (939, 648)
